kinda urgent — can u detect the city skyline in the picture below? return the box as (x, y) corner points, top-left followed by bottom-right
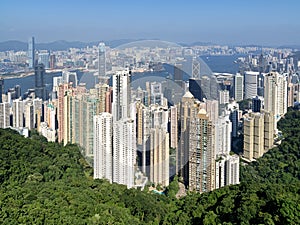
(1, 0), (300, 46)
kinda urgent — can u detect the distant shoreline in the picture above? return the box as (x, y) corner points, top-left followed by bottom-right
(0, 69), (66, 80)
(0, 72), (34, 79)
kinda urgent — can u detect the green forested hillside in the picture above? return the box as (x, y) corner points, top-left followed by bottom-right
(0, 109), (300, 224)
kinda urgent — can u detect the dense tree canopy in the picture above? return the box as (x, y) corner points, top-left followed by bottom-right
(0, 109), (300, 224)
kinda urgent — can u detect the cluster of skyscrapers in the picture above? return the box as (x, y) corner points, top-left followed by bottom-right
(2, 38), (299, 194)
(239, 70), (295, 161)
(27, 37), (52, 70)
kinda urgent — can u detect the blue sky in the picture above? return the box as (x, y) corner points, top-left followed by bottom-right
(1, 0), (300, 45)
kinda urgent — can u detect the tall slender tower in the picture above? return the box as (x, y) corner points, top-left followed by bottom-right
(111, 69), (136, 188)
(98, 42), (106, 83)
(177, 91), (198, 185)
(170, 105), (178, 149)
(0, 78), (4, 103)
(57, 83), (72, 143)
(28, 37), (35, 69)
(189, 109), (215, 193)
(112, 69), (131, 122)
(34, 63), (46, 100)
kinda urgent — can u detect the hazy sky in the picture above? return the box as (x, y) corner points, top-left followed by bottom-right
(1, 0), (300, 45)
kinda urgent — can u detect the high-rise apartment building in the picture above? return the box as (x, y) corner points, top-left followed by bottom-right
(148, 105), (169, 186)
(44, 102), (56, 130)
(177, 91), (198, 183)
(57, 83), (72, 143)
(63, 90), (98, 156)
(215, 115), (232, 156)
(253, 113), (264, 159)
(149, 127), (169, 187)
(264, 71), (287, 120)
(28, 37), (35, 69)
(94, 112), (113, 182)
(0, 102), (10, 128)
(140, 105), (151, 174)
(227, 102), (240, 138)
(263, 111), (274, 152)
(234, 73), (244, 101)
(113, 119), (136, 188)
(215, 154), (239, 189)
(219, 90), (229, 104)
(205, 100), (219, 124)
(243, 115), (255, 161)
(150, 82), (163, 105)
(188, 109), (215, 193)
(243, 113), (265, 161)
(225, 155), (240, 186)
(112, 69), (131, 122)
(24, 100), (34, 130)
(136, 102), (169, 186)
(96, 83), (110, 114)
(170, 105), (178, 149)
(12, 99), (24, 128)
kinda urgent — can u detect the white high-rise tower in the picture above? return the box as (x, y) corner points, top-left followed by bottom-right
(113, 118), (136, 188)
(244, 71), (259, 99)
(94, 113), (113, 182)
(234, 73), (244, 101)
(112, 69), (131, 122)
(111, 69), (136, 188)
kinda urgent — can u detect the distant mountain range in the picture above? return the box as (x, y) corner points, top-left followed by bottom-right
(0, 39), (137, 51)
(0, 39), (299, 52)
(277, 45), (300, 50)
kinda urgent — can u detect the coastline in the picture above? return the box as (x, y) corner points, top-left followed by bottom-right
(0, 69), (66, 80)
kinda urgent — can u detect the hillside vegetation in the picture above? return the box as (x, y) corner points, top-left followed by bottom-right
(0, 109), (300, 224)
